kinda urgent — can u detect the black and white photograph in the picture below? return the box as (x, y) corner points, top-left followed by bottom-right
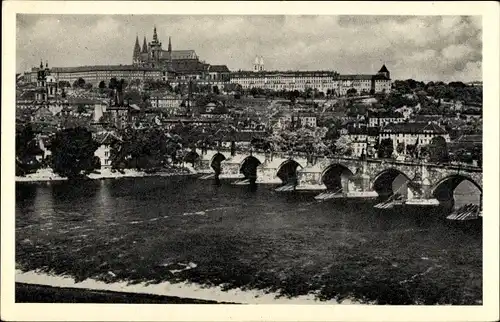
(2, 1), (499, 321)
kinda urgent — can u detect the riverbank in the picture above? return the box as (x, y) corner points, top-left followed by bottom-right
(15, 269), (350, 304)
(15, 282), (232, 304)
(15, 166), (198, 183)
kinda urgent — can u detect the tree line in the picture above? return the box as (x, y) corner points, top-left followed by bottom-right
(16, 120), (481, 179)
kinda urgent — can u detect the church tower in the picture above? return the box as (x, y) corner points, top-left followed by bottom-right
(168, 36), (172, 52)
(253, 55), (260, 72)
(36, 60), (48, 102)
(259, 56), (264, 71)
(133, 35), (141, 65)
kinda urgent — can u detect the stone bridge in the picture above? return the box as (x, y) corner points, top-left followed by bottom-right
(193, 148), (482, 201)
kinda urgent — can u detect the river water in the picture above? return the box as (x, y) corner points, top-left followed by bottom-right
(15, 176), (482, 304)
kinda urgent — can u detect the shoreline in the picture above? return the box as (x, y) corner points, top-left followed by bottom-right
(15, 269), (353, 304)
(15, 282), (233, 304)
(15, 167), (199, 183)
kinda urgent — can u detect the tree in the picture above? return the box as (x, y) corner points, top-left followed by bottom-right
(428, 136), (449, 163)
(120, 79), (128, 90)
(213, 85), (220, 95)
(129, 78), (142, 88)
(378, 138), (394, 159)
(108, 77), (119, 90)
(98, 81), (106, 89)
(346, 88), (357, 97)
(16, 123), (43, 176)
(110, 128), (184, 172)
(304, 87), (313, 100)
(50, 127), (99, 178)
(84, 83), (93, 90)
(406, 144), (417, 158)
(58, 81), (71, 88)
(396, 142), (405, 155)
(76, 105), (87, 114)
(72, 77), (86, 88)
(334, 136), (353, 156)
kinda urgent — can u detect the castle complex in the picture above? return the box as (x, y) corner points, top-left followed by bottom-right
(23, 26), (391, 95)
(132, 26), (198, 68)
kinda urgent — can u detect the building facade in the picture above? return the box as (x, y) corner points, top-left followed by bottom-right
(368, 111), (406, 127)
(27, 64), (165, 87)
(379, 122), (450, 153)
(149, 93), (183, 109)
(230, 64), (392, 96)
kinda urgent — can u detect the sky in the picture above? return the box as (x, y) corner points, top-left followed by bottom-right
(16, 15), (482, 82)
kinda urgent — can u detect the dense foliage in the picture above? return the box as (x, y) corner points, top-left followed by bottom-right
(378, 139), (394, 159)
(428, 136), (449, 163)
(110, 128), (183, 172)
(16, 123), (43, 176)
(50, 127), (99, 178)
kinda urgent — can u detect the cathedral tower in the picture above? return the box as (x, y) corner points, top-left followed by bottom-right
(142, 36), (148, 53)
(149, 26), (163, 62)
(168, 36), (172, 52)
(133, 35), (141, 65)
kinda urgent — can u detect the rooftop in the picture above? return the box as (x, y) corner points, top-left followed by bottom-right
(346, 126), (380, 136)
(49, 65), (164, 73)
(454, 134), (482, 143)
(208, 65), (231, 73)
(231, 70), (340, 77)
(381, 122), (447, 134)
(369, 111), (405, 118)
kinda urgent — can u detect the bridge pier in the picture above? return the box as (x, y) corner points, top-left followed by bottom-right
(407, 164), (435, 200)
(193, 151), (482, 203)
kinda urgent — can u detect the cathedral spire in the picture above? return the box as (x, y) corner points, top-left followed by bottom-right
(134, 34), (140, 49)
(168, 36), (172, 52)
(153, 25), (158, 43)
(133, 35), (141, 63)
(40, 59), (43, 69)
(142, 36), (148, 53)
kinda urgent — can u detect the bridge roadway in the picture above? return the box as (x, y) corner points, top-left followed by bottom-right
(192, 148), (482, 201)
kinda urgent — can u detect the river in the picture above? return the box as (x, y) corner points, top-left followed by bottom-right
(15, 176), (482, 304)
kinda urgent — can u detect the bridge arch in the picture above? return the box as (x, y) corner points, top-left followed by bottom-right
(320, 163), (354, 191)
(431, 175), (482, 210)
(240, 155), (262, 180)
(371, 168), (413, 198)
(276, 159), (304, 185)
(210, 152), (227, 173)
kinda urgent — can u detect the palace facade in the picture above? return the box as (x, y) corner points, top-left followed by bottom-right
(230, 65), (392, 95)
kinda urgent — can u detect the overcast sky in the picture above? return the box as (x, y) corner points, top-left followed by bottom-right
(16, 15), (482, 82)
